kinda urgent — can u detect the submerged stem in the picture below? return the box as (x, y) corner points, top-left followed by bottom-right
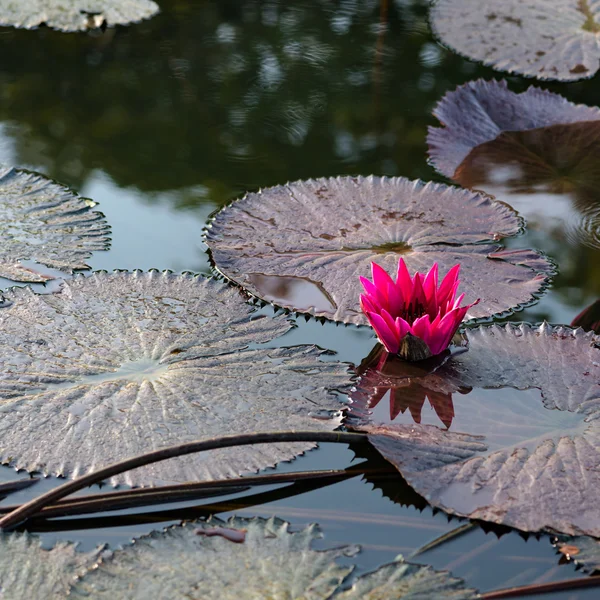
(482, 574), (600, 599)
(0, 431), (368, 530)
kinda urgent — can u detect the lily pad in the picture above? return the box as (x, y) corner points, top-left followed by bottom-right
(428, 80), (600, 250)
(554, 535), (600, 574)
(430, 0), (600, 81)
(0, 533), (100, 598)
(428, 80), (600, 180)
(205, 176), (553, 325)
(0, 166), (110, 282)
(349, 323), (600, 537)
(0, 272), (352, 486)
(70, 516), (479, 599)
(0, 0), (159, 32)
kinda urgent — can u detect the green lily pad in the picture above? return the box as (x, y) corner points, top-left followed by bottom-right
(70, 516), (479, 599)
(205, 176), (553, 325)
(351, 323), (600, 537)
(0, 166), (110, 282)
(0, 0), (159, 32)
(0, 272), (351, 486)
(430, 0), (600, 81)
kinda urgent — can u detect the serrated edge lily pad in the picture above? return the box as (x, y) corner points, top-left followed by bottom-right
(0, 166), (110, 282)
(0, 271), (352, 486)
(430, 0), (600, 81)
(70, 516), (479, 599)
(554, 535), (600, 574)
(0, 532), (102, 598)
(427, 79), (600, 179)
(351, 323), (600, 537)
(0, 0), (159, 32)
(205, 175), (553, 325)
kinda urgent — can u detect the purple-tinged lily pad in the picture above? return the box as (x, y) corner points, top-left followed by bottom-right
(428, 80), (600, 250)
(0, 167), (110, 282)
(70, 516), (479, 599)
(0, 0), (159, 32)
(349, 323), (600, 537)
(205, 176), (553, 325)
(430, 0), (600, 81)
(0, 272), (351, 486)
(428, 79), (600, 179)
(572, 299), (600, 333)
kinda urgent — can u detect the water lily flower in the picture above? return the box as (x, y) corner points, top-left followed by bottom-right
(359, 259), (479, 361)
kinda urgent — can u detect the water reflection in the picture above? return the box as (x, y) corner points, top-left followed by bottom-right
(455, 122), (600, 250)
(351, 349), (587, 455)
(0, 0), (489, 206)
(247, 273), (336, 312)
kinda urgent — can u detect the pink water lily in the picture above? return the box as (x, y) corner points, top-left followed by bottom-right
(360, 258), (479, 360)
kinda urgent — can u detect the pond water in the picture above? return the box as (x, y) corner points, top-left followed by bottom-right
(0, 0), (599, 597)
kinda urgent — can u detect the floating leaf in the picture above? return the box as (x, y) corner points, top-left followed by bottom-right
(554, 535), (600, 574)
(70, 516), (479, 599)
(428, 80), (600, 250)
(350, 323), (600, 537)
(0, 167), (110, 282)
(430, 0), (600, 81)
(205, 176), (553, 325)
(0, 272), (351, 486)
(0, 533), (100, 598)
(572, 299), (600, 333)
(0, 0), (159, 32)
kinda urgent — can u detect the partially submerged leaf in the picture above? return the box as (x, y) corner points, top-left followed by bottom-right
(428, 80), (600, 249)
(0, 0), (159, 32)
(428, 79), (600, 180)
(205, 176), (553, 324)
(0, 167), (110, 282)
(572, 299), (600, 333)
(350, 323), (600, 537)
(70, 516), (479, 599)
(0, 533), (100, 598)
(0, 272), (352, 486)
(554, 535), (600, 574)
(430, 0), (600, 81)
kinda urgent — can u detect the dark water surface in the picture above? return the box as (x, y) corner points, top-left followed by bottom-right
(0, 0), (599, 597)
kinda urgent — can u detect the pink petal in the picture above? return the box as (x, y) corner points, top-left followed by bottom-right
(360, 294), (377, 315)
(360, 276), (387, 311)
(428, 306), (467, 355)
(394, 316), (411, 340)
(437, 264), (460, 307)
(386, 281), (404, 318)
(380, 308), (398, 334)
(411, 314), (434, 349)
(367, 311), (400, 354)
(395, 258), (413, 303)
(371, 262), (396, 294)
(423, 263), (439, 311)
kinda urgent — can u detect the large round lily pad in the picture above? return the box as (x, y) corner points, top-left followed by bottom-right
(70, 516), (479, 599)
(428, 80), (600, 250)
(0, 166), (110, 282)
(205, 176), (553, 325)
(430, 0), (600, 81)
(0, 0), (159, 32)
(0, 533), (101, 598)
(0, 272), (352, 486)
(349, 323), (600, 537)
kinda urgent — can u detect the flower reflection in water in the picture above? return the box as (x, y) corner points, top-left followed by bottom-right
(351, 344), (471, 430)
